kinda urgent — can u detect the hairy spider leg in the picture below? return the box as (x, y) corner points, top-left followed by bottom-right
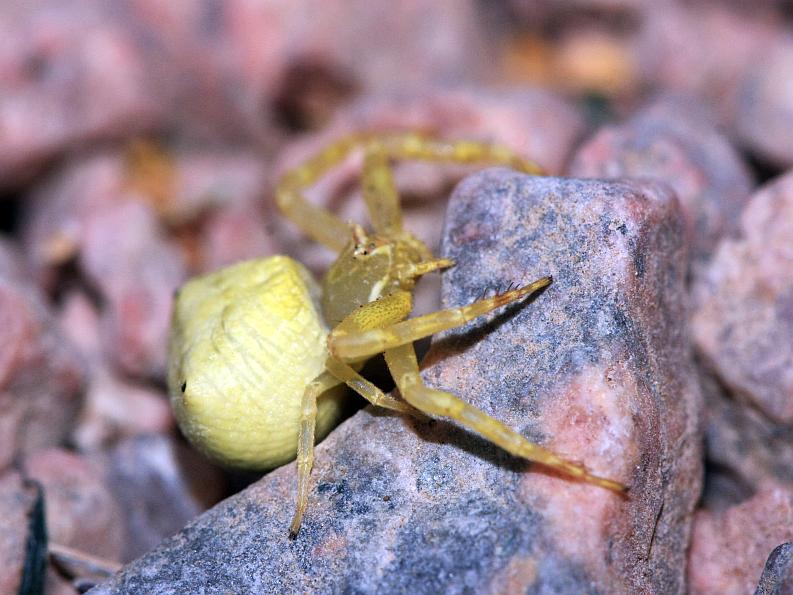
(384, 344), (626, 493)
(328, 277), (553, 362)
(276, 133), (545, 247)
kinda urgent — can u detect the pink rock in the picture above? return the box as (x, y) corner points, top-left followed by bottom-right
(199, 198), (276, 272)
(73, 367), (174, 451)
(569, 94), (753, 271)
(23, 149), (270, 279)
(0, 252), (84, 470)
(79, 199), (185, 379)
(701, 369), (793, 497)
(689, 483), (793, 595)
(45, 567), (79, 595)
(692, 171), (793, 424)
(734, 37), (793, 167)
(0, 236), (28, 282)
(0, 0), (491, 186)
(0, 471), (43, 594)
(23, 153), (126, 284)
(635, 3), (780, 126)
(23, 448), (124, 562)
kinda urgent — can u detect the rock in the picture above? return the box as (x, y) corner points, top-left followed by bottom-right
(688, 484), (793, 595)
(735, 38), (793, 167)
(46, 566), (80, 595)
(80, 199), (185, 379)
(635, 3), (780, 126)
(58, 291), (173, 450)
(569, 94), (753, 272)
(23, 148), (269, 283)
(692, 171), (793, 424)
(0, 471), (46, 595)
(23, 448), (124, 562)
(0, 236), (28, 282)
(73, 368), (174, 452)
(95, 434), (225, 562)
(701, 371), (793, 496)
(756, 542), (793, 595)
(93, 173), (700, 594)
(0, 250), (84, 470)
(199, 198), (276, 272)
(0, 0), (491, 186)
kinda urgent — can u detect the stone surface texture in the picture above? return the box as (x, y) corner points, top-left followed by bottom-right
(688, 483), (793, 595)
(701, 371), (793, 494)
(58, 291), (173, 451)
(79, 199), (186, 379)
(569, 95), (753, 272)
(635, 2), (779, 126)
(692, 171), (793, 425)
(0, 246), (84, 470)
(93, 172), (701, 594)
(756, 542), (793, 595)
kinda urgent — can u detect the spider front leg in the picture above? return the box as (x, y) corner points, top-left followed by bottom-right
(384, 344), (626, 493)
(328, 276), (553, 362)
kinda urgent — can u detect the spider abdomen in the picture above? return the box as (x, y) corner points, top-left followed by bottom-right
(167, 256), (347, 470)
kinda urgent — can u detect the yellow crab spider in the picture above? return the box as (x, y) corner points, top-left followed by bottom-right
(167, 132), (627, 540)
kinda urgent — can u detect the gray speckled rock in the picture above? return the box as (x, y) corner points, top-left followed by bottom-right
(92, 172), (701, 594)
(756, 542), (793, 595)
(569, 94), (753, 274)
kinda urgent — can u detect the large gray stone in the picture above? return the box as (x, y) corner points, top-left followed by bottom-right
(93, 172), (701, 594)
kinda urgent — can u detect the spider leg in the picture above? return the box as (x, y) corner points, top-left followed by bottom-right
(276, 134), (372, 251)
(324, 356), (421, 417)
(394, 258), (455, 283)
(278, 132), (543, 247)
(384, 344), (626, 493)
(362, 142), (402, 233)
(359, 133), (543, 234)
(290, 371), (343, 539)
(329, 276), (552, 362)
(381, 133), (545, 175)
